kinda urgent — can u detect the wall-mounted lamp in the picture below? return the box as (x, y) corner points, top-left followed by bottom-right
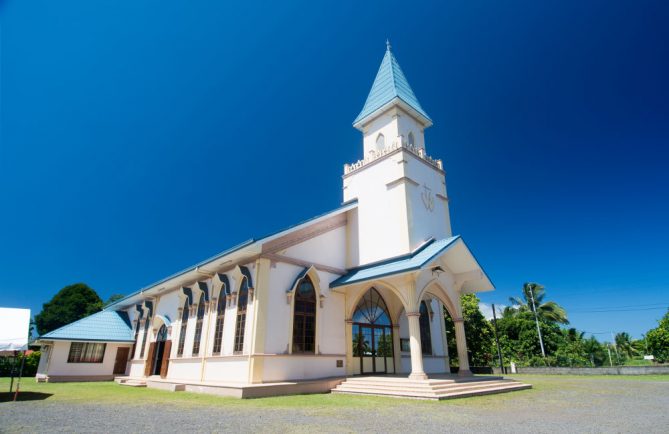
(432, 266), (445, 277)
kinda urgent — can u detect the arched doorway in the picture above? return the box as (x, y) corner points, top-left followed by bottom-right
(151, 325), (170, 377)
(352, 288), (395, 375)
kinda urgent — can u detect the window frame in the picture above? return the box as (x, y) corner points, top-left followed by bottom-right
(192, 294), (206, 356)
(177, 300), (190, 357)
(67, 342), (107, 363)
(419, 300), (433, 355)
(291, 276), (317, 354)
(233, 277), (249, 354)
(212, 287), (227, 355)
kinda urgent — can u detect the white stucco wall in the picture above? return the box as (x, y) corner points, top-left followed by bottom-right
(361, 108), (425, 157)
(343, 152), (411, 265)
(40, 341), (131, 379)
(262, 356), (345, 382)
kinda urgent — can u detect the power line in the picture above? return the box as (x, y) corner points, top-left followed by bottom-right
(570, 306), (667, 313)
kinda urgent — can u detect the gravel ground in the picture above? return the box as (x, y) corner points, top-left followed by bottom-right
(2, 376), (668, 433)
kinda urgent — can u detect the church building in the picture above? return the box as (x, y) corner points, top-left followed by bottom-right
(35, 44), (526, 399)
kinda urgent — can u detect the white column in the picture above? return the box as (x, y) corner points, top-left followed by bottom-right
(406, 311), (427, 380)
(454, 317), (471, 376)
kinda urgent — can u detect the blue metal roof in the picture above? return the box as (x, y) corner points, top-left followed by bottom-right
(354, 44), (431, 126)
(330, 236), (460, 288)
(104, 199), (358, 311)
(40, 310), (134, 342)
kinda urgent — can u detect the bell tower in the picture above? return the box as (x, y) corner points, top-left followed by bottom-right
(344, 42), (452, 266)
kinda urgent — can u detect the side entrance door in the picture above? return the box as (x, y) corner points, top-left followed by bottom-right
(113, 347), (130, 375)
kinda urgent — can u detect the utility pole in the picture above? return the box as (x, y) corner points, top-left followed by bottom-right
(607, 345), (613, 367)
(528, 284), (546, 358)
(611, 332), (620, 365)
(492, 304), (504, 373)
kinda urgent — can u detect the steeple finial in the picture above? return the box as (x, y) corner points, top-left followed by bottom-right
(386, 39), (392, 52)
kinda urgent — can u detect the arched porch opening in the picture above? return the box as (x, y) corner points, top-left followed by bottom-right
(350, 287), (397, 375)
(147, 315), (172, 378)
(419, 281), (471, 376)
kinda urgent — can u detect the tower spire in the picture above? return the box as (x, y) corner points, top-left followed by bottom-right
(353, 42), (431, 129)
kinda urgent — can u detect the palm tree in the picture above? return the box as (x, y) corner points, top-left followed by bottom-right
(509, 282), (569, 325)
(615, 332), (638, 359)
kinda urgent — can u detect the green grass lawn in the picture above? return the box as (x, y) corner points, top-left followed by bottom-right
(1, 374), (668, 408)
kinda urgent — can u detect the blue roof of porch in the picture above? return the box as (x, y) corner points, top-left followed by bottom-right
(330, 236), (460, 288)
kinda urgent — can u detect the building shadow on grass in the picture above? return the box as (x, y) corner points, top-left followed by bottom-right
(0, 392), (53, 402)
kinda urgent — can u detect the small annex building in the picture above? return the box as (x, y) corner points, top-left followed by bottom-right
(35, 44), (503, 396)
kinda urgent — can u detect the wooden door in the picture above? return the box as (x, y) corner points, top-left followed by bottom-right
(113, 347), (130, 375)
(160, 340), (172, 378)
(144, 343), (156, 376)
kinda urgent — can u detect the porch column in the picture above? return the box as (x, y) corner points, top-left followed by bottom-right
(249, 258), (271, 384)
(454, 317), (471, 376)
(406, 311), (427, 380)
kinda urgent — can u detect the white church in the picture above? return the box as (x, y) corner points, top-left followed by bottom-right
(36, 44), (529, 399)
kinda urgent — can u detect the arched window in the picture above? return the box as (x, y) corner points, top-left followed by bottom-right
(212, 287), (227, 354)
(234, 277), (249, 353)
(192, 294), (206, 356)
(419, 301), (432, 355)
(375, 133), (385, 151)
(140, 314), (150, 358)
(156, 324), (168, 342)
(352, 288), (391, 326)
(292, 276), (316, 353)
(408, 132), (415, 146)
(177, 300), (189, 357)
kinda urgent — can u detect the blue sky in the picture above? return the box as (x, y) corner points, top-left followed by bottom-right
(2, 1), (668, 339)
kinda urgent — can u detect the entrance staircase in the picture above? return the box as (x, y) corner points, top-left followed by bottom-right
(332, 375), (530, 400)
(115, 377), (147, 387)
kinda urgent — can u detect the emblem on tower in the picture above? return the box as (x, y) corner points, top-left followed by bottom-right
(421, 184), (434, 212)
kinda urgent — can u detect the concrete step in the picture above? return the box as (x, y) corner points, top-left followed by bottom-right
(333, 382), (530, 400)
(334, 379), (514, 393)
(116, 378), (147, 387)
(332, 377), (531, 400)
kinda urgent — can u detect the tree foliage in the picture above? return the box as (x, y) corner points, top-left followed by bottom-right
(34, 283), (102, 335)
(103, 294), (125, 307)
(444, 294), (494, 366)
(645, 309), (669, 363)
(509, 282), (569, 325)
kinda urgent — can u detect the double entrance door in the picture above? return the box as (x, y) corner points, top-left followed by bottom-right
(353, 323), (395, 374)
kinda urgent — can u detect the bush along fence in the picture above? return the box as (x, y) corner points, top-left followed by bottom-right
(0, 352), (41, 377)
(492, 365), (669, 375)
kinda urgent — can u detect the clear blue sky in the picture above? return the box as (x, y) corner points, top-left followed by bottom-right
(2, 1), (667, 339)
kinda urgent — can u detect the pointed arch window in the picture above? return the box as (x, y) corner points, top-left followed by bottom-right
(192, 294), (206, 356)
(292, 276), (316, 353)
(234, 277), (249, 353)
(352, 288), (391, 326)
(212, 287), (227, 354)
(177, 300), (189, 357)
(375, 133), (385, 151)
(419, 301), (432, 355)
(408, 132), (415, 146)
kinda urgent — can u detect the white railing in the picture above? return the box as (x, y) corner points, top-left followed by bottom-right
(343, 141), (443, 175)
